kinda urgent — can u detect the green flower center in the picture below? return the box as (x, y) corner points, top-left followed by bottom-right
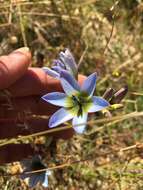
(66, 92), (92, 116)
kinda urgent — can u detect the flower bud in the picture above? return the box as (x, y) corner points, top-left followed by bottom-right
(102, 88), (114, 101)
(110, 85), (128, 104)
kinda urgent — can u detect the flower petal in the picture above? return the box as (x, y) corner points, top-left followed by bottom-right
(42, 175), (48, 187)
(51, 66), (65, 73)
(46, 170), (52, 175)
(42, 67), (60, 78)
(88, 96), (109, 113)
(60, 49), (77, 76)
(60, 70), (80, 95)
(72, 113), (88, 134)
(81, 73), (97, 96)
(29, 174), (43, 188)
(42, 92), (67, 107)
(49, 108), (73, 128)
(42, 171), (51, 187)
(53, 59), (65, 69)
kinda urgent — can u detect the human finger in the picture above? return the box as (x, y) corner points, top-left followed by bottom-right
(0, 96), (58, 117)
(0, 144), (37, 164)
(0, 117), (74, 140)
(0, 74), (86, 117)
(8, 70), (86, 97)
(0, 47), (31, 89)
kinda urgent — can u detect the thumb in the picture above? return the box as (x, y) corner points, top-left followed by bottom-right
(0, 47), (31, 90)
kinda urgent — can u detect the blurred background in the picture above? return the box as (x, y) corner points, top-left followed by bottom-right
(0, 0), (143, 189)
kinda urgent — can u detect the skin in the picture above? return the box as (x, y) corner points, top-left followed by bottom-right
(0, 48), (86, 164)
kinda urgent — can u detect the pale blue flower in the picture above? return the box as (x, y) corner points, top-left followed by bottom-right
(42, 71), (110, 134)
(43, 48), (78, 78)
(20, 155), (51, 188)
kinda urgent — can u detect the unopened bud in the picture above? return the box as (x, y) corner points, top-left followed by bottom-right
(110, 85), (128, 104)
(102, 88), (114, 101)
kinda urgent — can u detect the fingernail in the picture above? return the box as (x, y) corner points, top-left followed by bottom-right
(11, 47), (31, 60)
(15, 47), (30, 53)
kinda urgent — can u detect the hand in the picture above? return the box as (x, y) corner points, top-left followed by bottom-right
(0, 47), (85, 164)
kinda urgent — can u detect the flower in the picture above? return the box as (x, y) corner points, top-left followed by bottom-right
(41, 70), (109, 134)
(43, 48), (78, 78)
(20, 155), (51, 188)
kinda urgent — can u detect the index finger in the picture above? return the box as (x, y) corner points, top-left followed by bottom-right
(0, 47), (31, 89)
(8, 69), (86, 97)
